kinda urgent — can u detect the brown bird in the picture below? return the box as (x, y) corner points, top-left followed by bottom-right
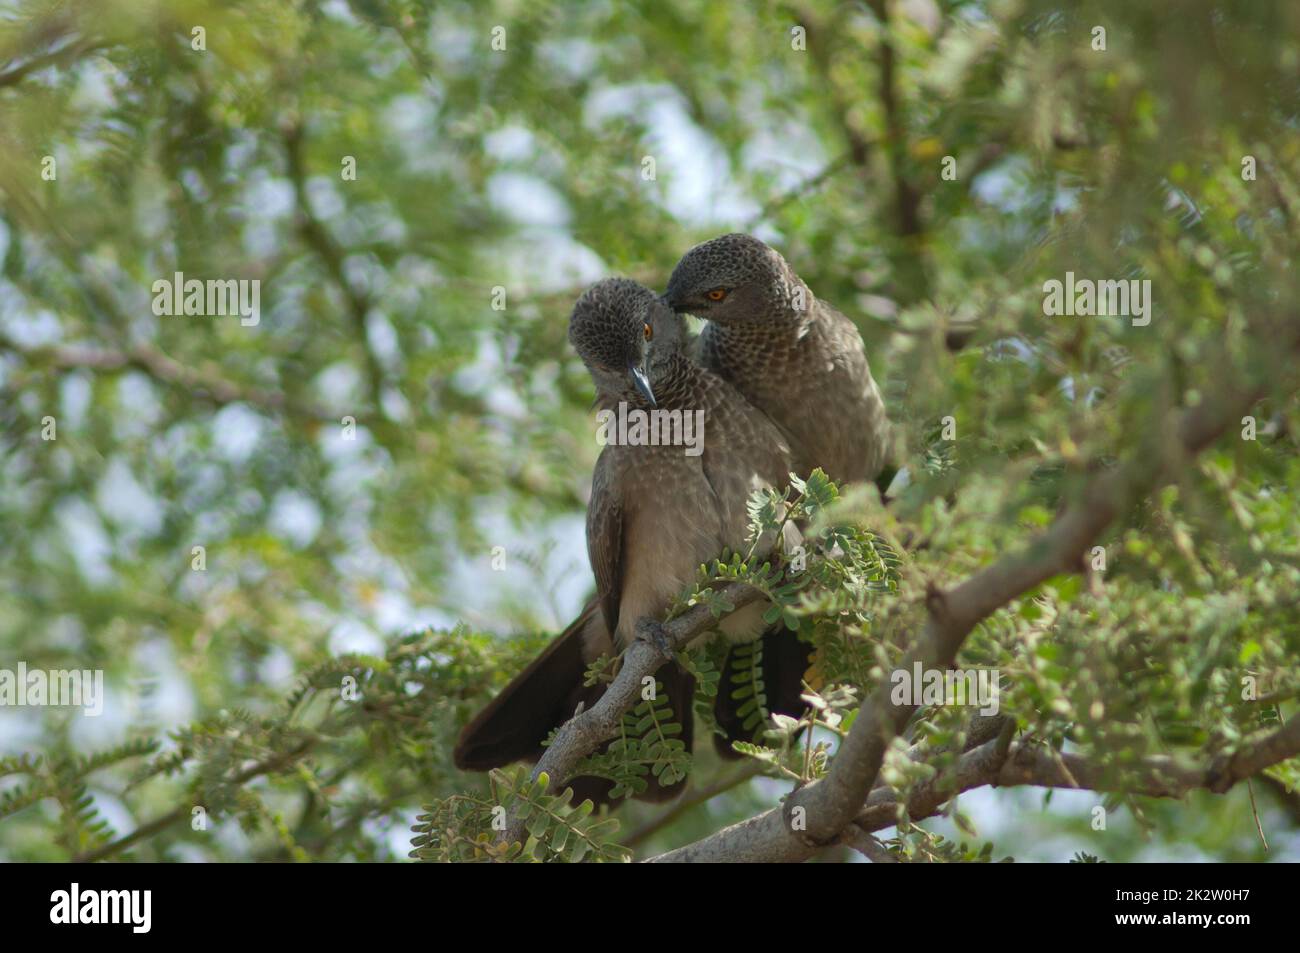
(664, 234), (892, 739)
(455, 278), (801, 799)
(665, 233), (892, 487)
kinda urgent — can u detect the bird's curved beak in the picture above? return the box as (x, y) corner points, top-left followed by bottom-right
(629, 363), (656, 407)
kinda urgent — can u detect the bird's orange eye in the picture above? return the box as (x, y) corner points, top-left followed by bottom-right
(643, 323), (653, 341)
(707, 289), (727, 301)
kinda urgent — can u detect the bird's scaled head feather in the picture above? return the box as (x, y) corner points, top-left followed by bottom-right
(664, 233), (804, 325)
(569, 278), (685, 406)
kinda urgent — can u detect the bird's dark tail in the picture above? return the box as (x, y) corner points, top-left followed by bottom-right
(713, 624), (813, 760)
(453, 601), (694, 805)
(453, 602), (605, 772)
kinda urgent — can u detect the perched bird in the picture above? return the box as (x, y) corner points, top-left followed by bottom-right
(455, 278), (804, 799)
(665, 233), (892, 487)
(664, 235), (892, 738)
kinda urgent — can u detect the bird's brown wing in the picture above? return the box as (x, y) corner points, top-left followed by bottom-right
(586, 451), (625, 637)
(585, 450), (701, 803)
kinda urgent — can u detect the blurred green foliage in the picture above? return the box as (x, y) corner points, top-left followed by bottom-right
(0, 0), (1298, 861)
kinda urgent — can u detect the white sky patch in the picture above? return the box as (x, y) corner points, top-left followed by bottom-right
(3, 306), (63, 347)
(59, 373), (93, 429)
(258, 647), (297, 691)
(224, 130), (259, 173)
(239, 171), (294, 259)
(372, 589), (458, 633)
(972, 157), (1035, 214)
(321, 0), (359, 24)
(424, 14), (475, 72)
(384, 93), (444, 165)
(268, 490), (323, 549)
(484, 125), (536, 162)
(538, 38), (599, 80)
(243, 170), (295, 219)
(96, 457), (164, 538)
(314, 360), (366, 411)
(0, 704), (44, 751)
(584, 82), (758, 225)
(486, 234), (607, 295)
(329, 617), (384, 655)
(390, 255), (442, 315)
(305, 175), (346, 221)
(180, 167), (211, 204)
(71, 56), (122, 111)
(988, 336), (1039, 365)
(740, 123), (827, 187)
(380, 386), (412, 423)
(55, 498), (115, 587)
(488, 172), (572, 228)
(439, 506), (590, 632)
(211, 404), (264, 462)
(119, 639), (197, 734)
(322, 441), (381, 503)
(451, 330), (527, 420)
(1054, 186), (1081, 214)
(364, 309), (402, 366)
(42, 614), (88, 653)
(115, 373), (163, 437)
(341, 252), (384, 299)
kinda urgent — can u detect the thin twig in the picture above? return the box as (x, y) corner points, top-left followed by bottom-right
(622, 763), (763, 850)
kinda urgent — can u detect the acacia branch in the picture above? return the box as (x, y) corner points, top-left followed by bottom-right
(74, 739), (318, 863)
(528, 583), (763, 791)
(647, 319), (1297, 863)
(503, 584), (765, 842)
(853, 715), (1300, 834)
(0, 333), (326, 420)
(0, 22), (109, 89)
